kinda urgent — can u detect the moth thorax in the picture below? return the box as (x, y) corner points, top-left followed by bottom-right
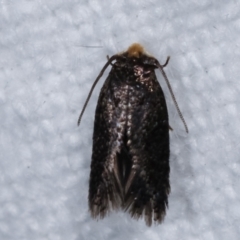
(127, 43), (145, 58)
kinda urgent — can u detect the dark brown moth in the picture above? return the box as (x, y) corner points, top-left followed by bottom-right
(78, 43), (187, 226)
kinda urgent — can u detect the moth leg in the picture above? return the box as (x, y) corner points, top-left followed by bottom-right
(161, 56), (170, 68)
(107, 55), (114, 66)
(169, 125), (173, 131)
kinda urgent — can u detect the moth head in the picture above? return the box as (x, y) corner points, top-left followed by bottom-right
(126, 43), (145, 58)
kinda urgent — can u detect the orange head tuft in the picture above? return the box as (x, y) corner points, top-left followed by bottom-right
(126, 43), (145, 58)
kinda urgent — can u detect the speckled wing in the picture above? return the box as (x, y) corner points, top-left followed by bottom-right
(123, 67), (170, 226)
(88, 70), (123, 218)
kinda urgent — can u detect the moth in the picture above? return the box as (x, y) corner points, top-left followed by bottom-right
(78, 43), (187, 226)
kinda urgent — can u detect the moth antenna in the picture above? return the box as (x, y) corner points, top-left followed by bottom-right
(157, 58), (189, 133)
(77, 55), (118, 126)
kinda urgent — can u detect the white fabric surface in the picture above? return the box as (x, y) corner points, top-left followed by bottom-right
(1, 0), (240, 239)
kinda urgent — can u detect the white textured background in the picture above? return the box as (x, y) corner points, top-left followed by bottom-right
(1, 1), (240, 239)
